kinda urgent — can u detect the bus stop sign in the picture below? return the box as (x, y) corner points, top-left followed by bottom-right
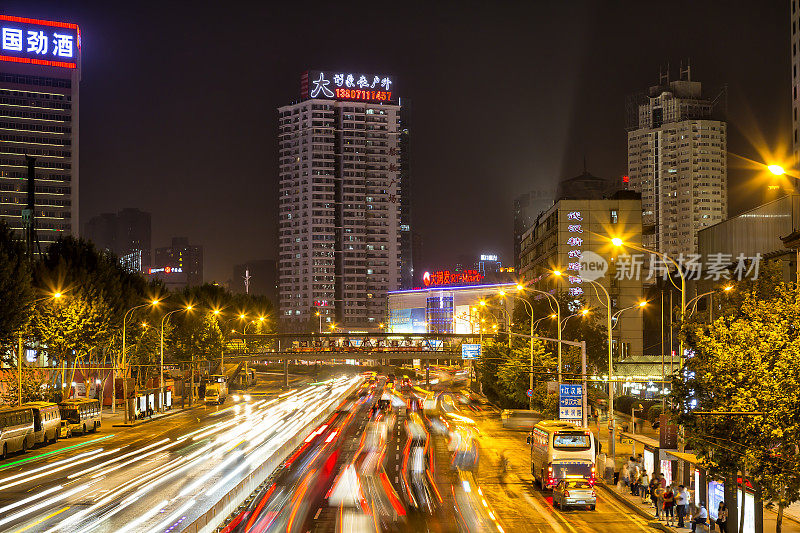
(559, 384), (583, 423)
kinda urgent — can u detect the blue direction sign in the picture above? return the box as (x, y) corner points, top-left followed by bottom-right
(461, 344), (481, 359)
(559, 384), (583, 423)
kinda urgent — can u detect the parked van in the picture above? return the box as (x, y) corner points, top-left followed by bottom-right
(0, 407), (35, 460)
(59, 398), (101, 434)
(23, 402), (61, 444)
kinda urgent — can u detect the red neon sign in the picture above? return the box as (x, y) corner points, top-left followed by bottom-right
(0, 14), (80, 69)
(334, 88), (392, 101)
(423, 270), (484, 287)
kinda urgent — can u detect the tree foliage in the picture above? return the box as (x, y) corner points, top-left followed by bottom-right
(672, 279), (800, 530)
(0, 221), (34, 359)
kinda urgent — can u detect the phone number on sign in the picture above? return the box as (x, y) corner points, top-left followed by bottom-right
(335, 88), (393, 101)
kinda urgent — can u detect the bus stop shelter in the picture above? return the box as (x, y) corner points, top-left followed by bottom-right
(665, 450), (764, 533)
(619, 432), (665, 480)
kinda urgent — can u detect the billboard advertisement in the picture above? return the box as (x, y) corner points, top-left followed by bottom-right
(302, 70), (395, 102)
(390, 308), (426, 333)
(0, 15), (80, 69)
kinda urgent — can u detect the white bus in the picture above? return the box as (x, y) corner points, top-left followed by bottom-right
(23, 402), (61, 445)
(527, 420), (596, 489)
(0, 407), (35, 460)
(59, 398), (101, 434)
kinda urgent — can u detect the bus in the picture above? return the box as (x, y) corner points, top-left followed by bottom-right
(59, 398), (102, 434)
(0, 407), (35, 459)
(527, 420), (596, 489)
(23, 402), (61, 445)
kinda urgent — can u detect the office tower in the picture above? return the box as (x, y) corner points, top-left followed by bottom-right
(155, 237), (203, 286)
(513, 188), (554, 270)
(278, 70), (404, 329)
(0, 15), (80, 247)
(84, 208), (151, 272)
(626, 66), (727, 257)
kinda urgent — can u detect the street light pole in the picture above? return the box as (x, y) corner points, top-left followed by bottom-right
(121, 300), (158, 423)
(513, 286), (537, 411)
(160, 306), (191, 412)
(578, 277), (615, 461)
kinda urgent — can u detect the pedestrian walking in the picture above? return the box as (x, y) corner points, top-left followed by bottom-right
(714, 502), (728, 533)
(630, 465), (640, 496)
(663, 485), (676, 526)
(639, 471), (650, 503)
(676, 484), (689, 528)
(649, 477), (660, 512)
(654, 482), (666, 520)
(692, 502), (709, 532)
(658, 472), (667, 488)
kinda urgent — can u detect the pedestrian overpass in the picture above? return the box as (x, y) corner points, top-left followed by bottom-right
(222, 332), (485, 386)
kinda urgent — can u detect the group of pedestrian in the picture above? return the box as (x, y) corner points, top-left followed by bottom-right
(639, 473), (727, 532)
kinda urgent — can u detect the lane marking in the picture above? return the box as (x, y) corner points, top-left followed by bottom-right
(599, 488), (653, 532)
(11, 505), (70, 533)
(519, 491), (571, 533)
(0, 435), (115, 471)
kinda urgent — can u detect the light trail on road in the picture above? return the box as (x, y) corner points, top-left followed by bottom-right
(0, 375), (362, 533)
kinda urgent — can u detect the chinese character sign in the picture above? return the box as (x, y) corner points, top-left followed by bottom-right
(0, 15), (79, 68)
(565, 211), (584, 297)
(302, 71), (395, 102)
(559, 384), (583, 423)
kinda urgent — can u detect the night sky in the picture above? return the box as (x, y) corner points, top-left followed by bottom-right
(5, 1), (791, 284)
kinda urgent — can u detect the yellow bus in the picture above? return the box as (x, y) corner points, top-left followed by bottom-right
(59, 398), (101, 434)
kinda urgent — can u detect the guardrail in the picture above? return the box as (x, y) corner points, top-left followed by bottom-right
(179, 378), (364, 533)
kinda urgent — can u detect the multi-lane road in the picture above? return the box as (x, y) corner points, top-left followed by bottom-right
(0, 374), (360, 533)
(1, 368), (664, 533)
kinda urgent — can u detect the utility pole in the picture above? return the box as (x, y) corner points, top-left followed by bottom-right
(18, 335), (23, 406)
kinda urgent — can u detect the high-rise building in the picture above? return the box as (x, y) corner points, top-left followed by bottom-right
(154, 237), (203, 286)
(278, 70), (405, 330)
(518, 190), (645, 361)
(626, 67), (727, 258)
(84, 208), (151, 272)
(0, 15), (81, 247)
(513, 188), (554, 271)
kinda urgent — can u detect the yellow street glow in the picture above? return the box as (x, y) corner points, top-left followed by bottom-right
(768, 164), (785, 176)
(611, 237), (623, 247)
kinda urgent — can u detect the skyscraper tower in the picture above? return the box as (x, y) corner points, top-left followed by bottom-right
(278, 71), (405, 330)
(0, 15), (81, 246)
(626, 65), (727, 258)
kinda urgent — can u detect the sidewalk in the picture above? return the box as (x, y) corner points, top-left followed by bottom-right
(103, 398), (199, 427)
(591, 413), (800, 533)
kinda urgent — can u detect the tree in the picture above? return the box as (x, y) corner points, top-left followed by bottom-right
(1, 370), (55, 404)
(0, 221), (34, 361)
(496, 339), (547, 406)
(672, 281), (800, 533)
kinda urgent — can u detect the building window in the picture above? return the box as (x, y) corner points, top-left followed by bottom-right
(610, 210), (619, 224)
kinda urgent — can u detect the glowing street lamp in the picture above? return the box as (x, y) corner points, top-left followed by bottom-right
(768, 164), (786, 176)
(120, 298), (160, 421)
(160, 305), (192, 412)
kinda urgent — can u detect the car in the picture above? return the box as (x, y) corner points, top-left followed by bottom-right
(552, 478), (596, 510)
(58, 420), (72, 439)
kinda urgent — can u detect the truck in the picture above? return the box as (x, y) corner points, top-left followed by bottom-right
(204, 375), (228, 404)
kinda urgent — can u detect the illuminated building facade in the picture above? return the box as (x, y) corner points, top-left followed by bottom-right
(517, 193), (644, 360)
(388, 282), (516, 334)
(278, 70), (407, 330)
(0, 15), (80, 246)
(155, 237), (203, 286)
(626, 69), (727, 257)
